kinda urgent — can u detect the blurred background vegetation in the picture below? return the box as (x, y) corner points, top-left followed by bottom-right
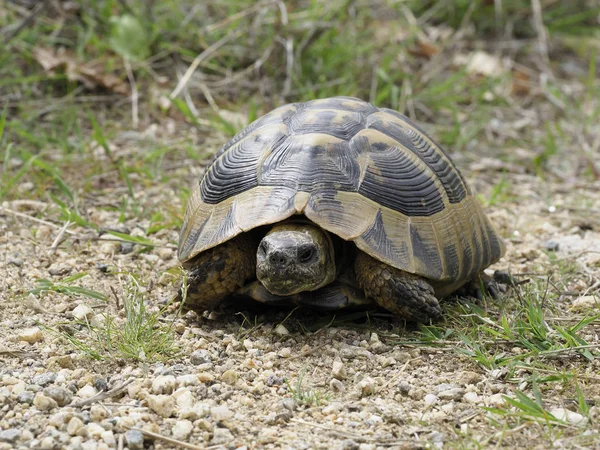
(1, 0), (599, 215)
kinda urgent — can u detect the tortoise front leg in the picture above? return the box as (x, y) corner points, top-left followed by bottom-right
(181, 234), (256, 311)
(354, 252), (443, 322)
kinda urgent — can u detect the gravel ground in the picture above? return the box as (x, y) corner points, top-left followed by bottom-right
(2, 137), (599, 449)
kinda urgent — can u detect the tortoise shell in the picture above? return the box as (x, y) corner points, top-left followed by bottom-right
(178, 96), (504, 288)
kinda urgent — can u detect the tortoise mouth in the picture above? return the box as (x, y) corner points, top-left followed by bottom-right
(256, 223), (335, 296)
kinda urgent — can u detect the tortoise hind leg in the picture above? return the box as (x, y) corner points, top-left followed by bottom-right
(354, 252), (443, 322)
(181, 234), (256, 311)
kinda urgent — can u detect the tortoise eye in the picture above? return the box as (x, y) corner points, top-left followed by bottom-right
(258, 241), (268, 256)
(298, 246), (316, 263)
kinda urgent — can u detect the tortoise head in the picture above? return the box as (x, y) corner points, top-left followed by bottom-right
(256, 223), (336, 296)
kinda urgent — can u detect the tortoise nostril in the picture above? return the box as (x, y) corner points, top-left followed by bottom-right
(269, 251), (288, 267)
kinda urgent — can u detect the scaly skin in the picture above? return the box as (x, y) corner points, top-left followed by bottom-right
(181, 234), (256, 310)
(354, 251), (443, 322)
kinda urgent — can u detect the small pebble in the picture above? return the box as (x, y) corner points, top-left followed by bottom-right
(152, 375), (177, 394)
(211, 427), (234, 445)
(221, 370), (238, 385)
(338, 439), (359, 450)
(44, 386), (73, 407)
(77, 385), (98, 399)
(94, 377), (109, 392)
(172, 419), (193, 440)
(332, 360), (346, 380)
(72, 304), (95, 321)
(33, 393), (58, 411)
(274, 324), (289, 335)
(424, 394), (439, 406)
(18, 327), (43, 344)
(211, 405), (233, 421)
(0, 429), (20, 443)
(67, 417), (85, 436)
(33, 372), (57, 387)
(17, 391), (35, 404)
(358, 378), (374, 397)
(571, 296), (598, 312)
(124, 430), (144, 450)
(550, 408), (588, 426)
(463, 392), (479, 404)
(147, 394), (176, 418)
(330, 378), (345, 392)
(190, 350), (211, 365)
(543, 240), (559, 251)
(437, 387), (465, 401)
(89, 405), (108, 422)
(49, 263), (72, 276)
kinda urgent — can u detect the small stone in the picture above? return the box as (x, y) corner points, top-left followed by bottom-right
(463, 392), (479, 404)
(33, 372), (57, 386)
(44, 386), (73, 406)
(279, 347), (292, 358)
(0, 429), (20, 443)
(265, 374), (284, 386)
(18, 327), (43, 344)
(274, 324), (289, 335)
(323, 402), (343, 415)
(488, 393), (506, 407)
(456, 371), (482, 385)
(33, 392), (58, 410)
(190, 350), (211, 365)
(358, 378), (375, 397)
(124, 430), (144, 450)
(437, 387), (465, 401)
(86, 423), (106, 439)
(197, 372), (214, 383)
(53, 355), (75, 369)
(177, 374), (199, 386)
(72, 304), (95, 321)
(330, 378), (345, 392)
(211, 427), (234, 445)
(152, 375), (177, 394)
(332, 359), (346, 380)
(90, 405), (108, 422)
(550, 408), (588, 426)
(77, 385), (98, 399)
(40, 437), (55, 449)
(543, 240), (559, 251)
(338, 439), (360, 450)
(17, 391), (35, 404)
(49, 263), (72, 276)
(211, 405), (233, 421)
(147, 394), (176, 418)
(94, 377), (109, 392)
(428, 431), (445, 444)
(424, 394), (439, 406)
(398, 381), (410, 395)
(172, 420), (193, 440)
(120, 242), (134, 254)
(100, 431), (115, 447)
(221, 370), (238, 385)
(571, 296), (598, 312)
(279, 398), (297, 411)
(67, 417), (85, 435)
(174, 389), (195, 409)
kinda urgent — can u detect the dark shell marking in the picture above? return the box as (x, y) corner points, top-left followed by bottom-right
(179, 96), (505, 290)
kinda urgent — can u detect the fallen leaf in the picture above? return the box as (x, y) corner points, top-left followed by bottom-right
(408, 39), (440, 59)
(33, 47), (129, 95)
(511, 69), (532, 97)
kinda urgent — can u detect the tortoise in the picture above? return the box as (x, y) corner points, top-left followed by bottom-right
(177, 96), (505, 322)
